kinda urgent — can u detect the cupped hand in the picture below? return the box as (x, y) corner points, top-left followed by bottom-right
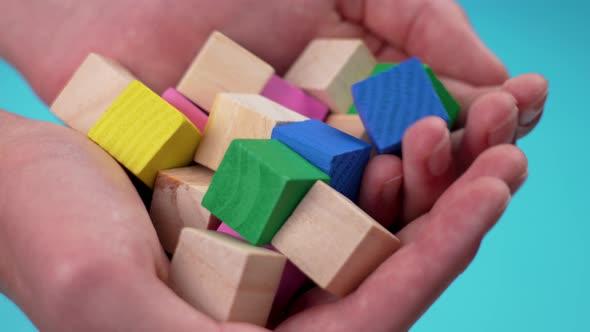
(0, 0), (544, 331)
(3, 0), (547, 225)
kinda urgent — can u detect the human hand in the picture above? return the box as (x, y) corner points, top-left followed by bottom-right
(0, 0), (543, 330)
(1, 0), (547, 223)
(0, 111), (527, 332)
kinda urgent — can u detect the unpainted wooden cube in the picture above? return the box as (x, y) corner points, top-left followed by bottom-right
(285, 39), (376, 113)
(194, 93), (307, 171)
(150, 166), (217, 253)
(50, 53), (136, 134)
(216, 222), (308, 319)
(325, 113), (371, 143)
(176, 31), (275, 111)
(272, 181), (401, 297)
(170, 228), (286, 326)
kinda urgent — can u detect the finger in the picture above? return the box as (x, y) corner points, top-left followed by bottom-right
(401, 117), (454, 223)
(442, 74), (549, 131)
(352, 177), (511, 332)
(502, 73), (549, 138)
(399, 144), (527, 242)
(438, 76), (496, 127)
(455, 91), (518, 172)
(516, 110), (544, 138)
(276, 177), (511, 332)
(364, 0), (508, 86)
(358, 154), (404, 228)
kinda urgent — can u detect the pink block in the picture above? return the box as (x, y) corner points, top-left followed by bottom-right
(261, 75), (329, 121)
(216, 222), (308, 316)
(162, 88), (208, 133)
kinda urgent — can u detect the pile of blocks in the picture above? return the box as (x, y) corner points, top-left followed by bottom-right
(50, 31), (460, 326)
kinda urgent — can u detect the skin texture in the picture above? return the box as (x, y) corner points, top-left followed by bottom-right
(0, 0), (546, 331)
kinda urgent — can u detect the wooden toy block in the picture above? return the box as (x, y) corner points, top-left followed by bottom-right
(272, 119), (371, 201)
(348, 63), (397, 114)
(271, 181), (401, 297)
(88, 80), (201, 187)
(349, 63), (461, 128)
(217, 223), (308, 317)
(423, 65), (460, 128)
(50, 53), (136, 134)
(202, 139), (330, 245)
(162, 88), (209, 133)
(325, 113), (371, 143)
(170, 228), (286, 326)
(176, 31), (275, 111)
(260, 75), (329, 121)
(194, 93), (308, 171)
(285, 39), (376, 113)
(150, 166), (216, 253)
(351, 57), (449, 154)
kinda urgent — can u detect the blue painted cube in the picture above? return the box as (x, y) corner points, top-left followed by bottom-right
(351, 57), (449, 154)
(272, 119), (372, 201)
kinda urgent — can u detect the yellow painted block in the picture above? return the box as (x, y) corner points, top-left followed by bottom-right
(88, 81), (201, 188)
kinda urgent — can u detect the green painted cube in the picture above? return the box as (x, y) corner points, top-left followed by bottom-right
(423, 65), (460, 128)
(202, 139), (330, 245)
(349, 63), (460, 128)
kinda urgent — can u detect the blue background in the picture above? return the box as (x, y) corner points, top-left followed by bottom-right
(0, 0), (587, 330)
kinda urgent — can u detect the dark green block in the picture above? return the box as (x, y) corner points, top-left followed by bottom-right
(423, 65), (460, 128)
(201, 139), (330, 245)
(349, 63), (460, 128)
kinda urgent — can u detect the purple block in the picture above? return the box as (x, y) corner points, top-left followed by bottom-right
(162, 87), (208, 133)
(261, 75), (329, 121)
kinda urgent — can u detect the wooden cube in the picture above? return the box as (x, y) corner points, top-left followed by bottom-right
(271, 181), (401, 297)
(272, 120), (372, 201)
(216, 223), (308, 318)
(349, 63), (460, 128)
(176, 31), (275, 111)
(162, 88), (209, 133)
(424, 65), (460, 128)
(170, 228), (286, 326)
(150, 166), (217, 253)
(202, 139), (330, 245)
(260, 75), (329, 121)
(285, 39), (376, 113)
(325, 113), (371, 143)
(88, 81), (201, 187)
(50, 53), (136, 134)
(194, 94), (307, 171)
(351, 57), (449, 154)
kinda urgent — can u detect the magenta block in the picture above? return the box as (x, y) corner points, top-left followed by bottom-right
(216, 222), (308, 315)
(162, 87), (208, 133)
(261, 75), (329, 121)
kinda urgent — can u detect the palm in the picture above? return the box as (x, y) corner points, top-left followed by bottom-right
(1, 0), (545, 331)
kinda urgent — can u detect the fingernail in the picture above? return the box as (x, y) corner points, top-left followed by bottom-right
(428, 131), (452, 177)
(488, 106), (518, 146)
(382, 175), (403, 204)
(519, 94), (547, 126)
